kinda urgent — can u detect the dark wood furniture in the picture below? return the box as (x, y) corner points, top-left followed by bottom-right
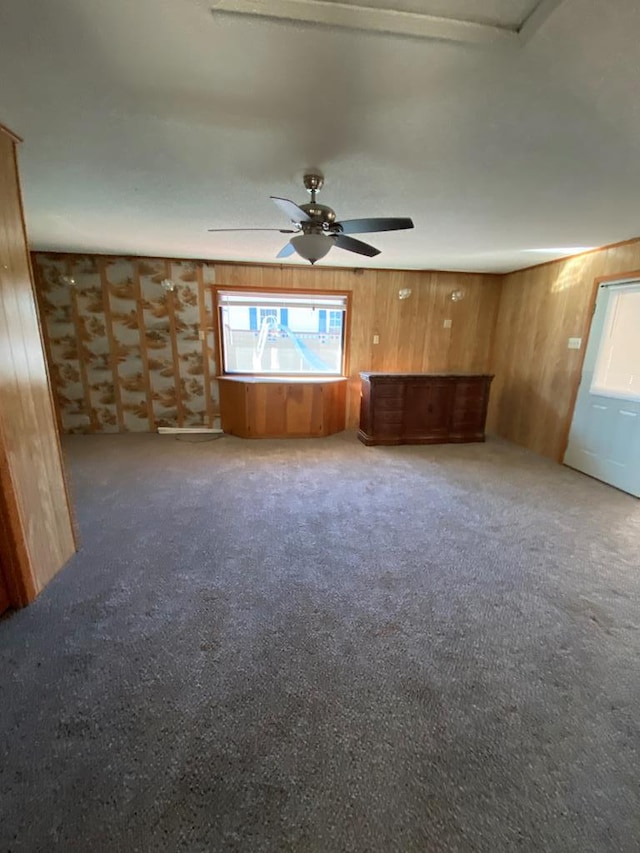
(358, 372), (493, 446)
(218, 376), (347, 438)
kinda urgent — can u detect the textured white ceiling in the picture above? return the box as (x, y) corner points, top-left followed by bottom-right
(1, 0), (639, 272)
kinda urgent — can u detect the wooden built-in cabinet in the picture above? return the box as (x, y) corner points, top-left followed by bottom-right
(0, 123), (76, 611)
(358, 373), (493, 446)
(219, 376), (347, 438)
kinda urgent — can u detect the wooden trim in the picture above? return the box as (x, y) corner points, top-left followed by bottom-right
(590, 268), (640, 286)
(214, 284), (354, 296)
(132, 260), (154, 430)
(197, 264), (214, 428)
(0, 122), (22, 144)
(165, 260), (184, 427)
(99, 258), (125, 431)
(557, 268), (640, 463)
(212, 286), (225, 380)
(342, 290), (353, 377)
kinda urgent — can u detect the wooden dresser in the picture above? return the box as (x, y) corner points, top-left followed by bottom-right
(358, 373), (493, 446)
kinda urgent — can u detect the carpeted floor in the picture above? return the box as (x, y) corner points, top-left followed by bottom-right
(1, 432), (639, 852)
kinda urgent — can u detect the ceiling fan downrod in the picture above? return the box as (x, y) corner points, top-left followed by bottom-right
(303, 172), (324, 204)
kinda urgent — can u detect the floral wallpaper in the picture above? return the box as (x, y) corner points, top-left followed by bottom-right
(33, 253), (219, 433)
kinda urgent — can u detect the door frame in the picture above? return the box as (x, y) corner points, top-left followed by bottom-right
(559, 267), (640, 462)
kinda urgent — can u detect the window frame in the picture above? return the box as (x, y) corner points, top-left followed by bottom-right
(212, 285), (352, 379)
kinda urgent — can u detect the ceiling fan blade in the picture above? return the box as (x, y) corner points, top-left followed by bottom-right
(207, 227), (297, 233)
(276, 241), (296, 259)
(333, 234), (380, 257)
(270, 196), (311, 224)
(336, 217), (414, 235)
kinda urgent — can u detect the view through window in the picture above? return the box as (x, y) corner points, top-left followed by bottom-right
(591, 283), (640, 401)
(217, 290), (348, 375)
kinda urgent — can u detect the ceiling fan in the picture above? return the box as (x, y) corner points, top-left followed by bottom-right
(208, 173), (414, 265)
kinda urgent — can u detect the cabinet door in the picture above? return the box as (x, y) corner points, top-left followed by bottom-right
(450, 379), (488, 437)
(403, 381), (452, 439)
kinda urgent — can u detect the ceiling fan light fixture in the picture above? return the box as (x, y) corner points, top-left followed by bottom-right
(291, 233), (332, 265)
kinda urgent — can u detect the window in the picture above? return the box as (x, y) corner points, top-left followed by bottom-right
(217, 290), (348, 376)
(329, 310), (343, 334)
(259, 308), (278, 325)
(591, 283), (640, 401)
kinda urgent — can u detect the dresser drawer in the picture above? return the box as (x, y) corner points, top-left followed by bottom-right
(371, 396), (404, 412)
(370, 384), (405, 399)
(373, 411), (404, 426)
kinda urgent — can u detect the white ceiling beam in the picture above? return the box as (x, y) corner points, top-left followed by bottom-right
(210, 0), (520, 47)
(518, 0), (567, 43)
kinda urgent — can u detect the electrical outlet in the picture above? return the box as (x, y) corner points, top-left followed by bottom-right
(443, 319), (452, 329)
(567, 337), (582, 350)
(373, 334), (380, 344)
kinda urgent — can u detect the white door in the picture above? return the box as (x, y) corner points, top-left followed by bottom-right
(564, 280), (640, 497)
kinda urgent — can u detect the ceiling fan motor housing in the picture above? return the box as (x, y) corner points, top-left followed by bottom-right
(300, 202), (337, 231)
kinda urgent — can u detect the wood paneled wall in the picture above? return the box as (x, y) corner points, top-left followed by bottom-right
(0, 128), (76, 605)
(487, 239), (640, 461)
(33, 253), (503, 431)
(215, 264), (502, 427)
(33, 238), (640, 463)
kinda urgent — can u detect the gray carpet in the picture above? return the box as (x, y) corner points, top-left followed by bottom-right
(1, 433), (639, 852)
